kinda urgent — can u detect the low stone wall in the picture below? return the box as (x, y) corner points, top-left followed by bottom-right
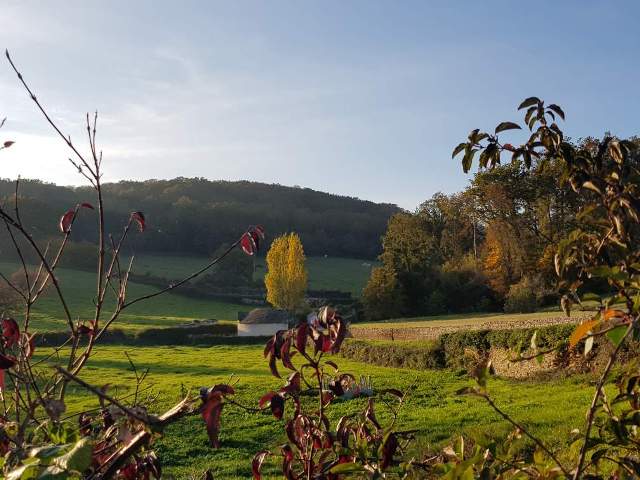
(488, 348), (558, 378)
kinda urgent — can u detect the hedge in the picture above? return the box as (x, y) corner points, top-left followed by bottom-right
(339, 339), (445, 370)
(340, 323), (577, 370)
(35, 324), (267, 347)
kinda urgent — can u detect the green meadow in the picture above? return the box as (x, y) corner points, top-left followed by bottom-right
(1, 256), (598, 478)
(57, 344), (595, 479)
(0, 261), (247, 332)
(134, 254), (377, 296)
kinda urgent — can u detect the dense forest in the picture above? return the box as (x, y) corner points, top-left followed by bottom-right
(0, 177), (399, 261)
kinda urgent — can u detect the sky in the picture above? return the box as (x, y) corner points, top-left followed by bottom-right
(0, 1), (638, 210)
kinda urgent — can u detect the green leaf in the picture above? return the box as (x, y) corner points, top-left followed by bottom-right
(462, 148), (477, 173)
(518, 96), (540, 110)
(494, 121), (521, 134)
(452, 142), (467, 159)
(6, 463), (40, 480)
(547, 104), (565, 120)
(588, 266), (613, 278)
(607, 326), (628, 347)
(53, 438), (92, 473)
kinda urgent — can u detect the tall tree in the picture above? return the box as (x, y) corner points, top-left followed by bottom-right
(265, 233), (308, 312)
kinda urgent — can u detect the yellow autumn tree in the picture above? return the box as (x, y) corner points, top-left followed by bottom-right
(265, 233), (308, 312)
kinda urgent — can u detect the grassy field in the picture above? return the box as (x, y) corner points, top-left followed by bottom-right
(0, 252), (376, 331)
(0, 262), (247, 332)
(134, 254), (377, 296)
(56, 344), (596, 479)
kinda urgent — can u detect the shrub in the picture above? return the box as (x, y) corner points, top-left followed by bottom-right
(340, 339), (445, 369)
(503, 276), (542, 313)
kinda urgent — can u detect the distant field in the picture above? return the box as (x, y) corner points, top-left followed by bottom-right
(0, 252), (377, 332)
(0, 262), (247, 332)
(57, 344), (595, 479)
(135, 254), (377, 296)
(351, 310), (590, 330)
(350, 310), (590, 341)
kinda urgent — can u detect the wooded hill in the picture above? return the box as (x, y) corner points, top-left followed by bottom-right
(0, 177), (399, 259)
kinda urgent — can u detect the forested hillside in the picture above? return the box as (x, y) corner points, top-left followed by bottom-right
(0, 177), (399, 259)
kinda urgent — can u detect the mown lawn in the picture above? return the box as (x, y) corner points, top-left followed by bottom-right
(55, 344), (596, 479)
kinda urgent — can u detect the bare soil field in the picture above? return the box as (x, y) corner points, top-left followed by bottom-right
(350, 310), (591, 341)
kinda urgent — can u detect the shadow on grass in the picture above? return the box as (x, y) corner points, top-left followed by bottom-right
(84, 357), (268, 377)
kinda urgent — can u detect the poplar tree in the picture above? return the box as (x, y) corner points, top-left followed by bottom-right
(265, 233), (308, 311)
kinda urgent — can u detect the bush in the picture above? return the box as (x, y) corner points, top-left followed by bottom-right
(134, 323), (236, 344)
(340, 339), (445, 369)
(503, 276), (543, 313)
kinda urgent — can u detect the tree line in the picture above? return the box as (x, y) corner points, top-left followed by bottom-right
(363, 136), (639, 320)
(0, 177), (399, 264)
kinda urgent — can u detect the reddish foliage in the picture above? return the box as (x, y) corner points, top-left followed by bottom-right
(240, 225), (265, 256)
(254, 307), (406, 479)
(200, 384), (234, 448)
(131, 211), (146, 232)
(1, 318), (19, 348)
(59, 209), (75, 233)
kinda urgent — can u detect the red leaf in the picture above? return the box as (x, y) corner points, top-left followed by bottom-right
(200, 391), (224, 448)
(280, 371), (301, 395)
(269, 353), (281, 379)
(252, 225), (265, 239)
(264, 337), (275, 358)
(381, 433), (399, 469)
(119, 463), (137, 480)
(59, 209), (75, 233)
(78, 325), (93, 336)
(3, 141), (14, 148)
(280, 338), (295, 371)
(331, 318), (346, 353)
(321, 391), (335, 406)
(0, 354), (16, 370)
(364, 398), (381, 429)
(321, 335), (332, 353)
(295, 323), (308, 353)
(258, 391), (276, 409)
(281, 445), (295, 480)
(79, 202), (94, 210)
(211, 384), (235, 395)
(131, 211), (146, 232)
(270, 394), (285, 419)
(240, 232), (257, 256)
(1, 318), (19, 348)
(383, 389), (404, 400)
(252, 451), (269, 480)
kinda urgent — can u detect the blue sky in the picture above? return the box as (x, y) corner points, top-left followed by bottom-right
(0, 1), (638, 210)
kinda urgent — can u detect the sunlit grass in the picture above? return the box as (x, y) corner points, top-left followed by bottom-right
(55, 344), (596, 479)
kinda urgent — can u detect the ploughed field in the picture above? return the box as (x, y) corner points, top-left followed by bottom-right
(350, 311), (589, 341)
(56, 344), (597, 479)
